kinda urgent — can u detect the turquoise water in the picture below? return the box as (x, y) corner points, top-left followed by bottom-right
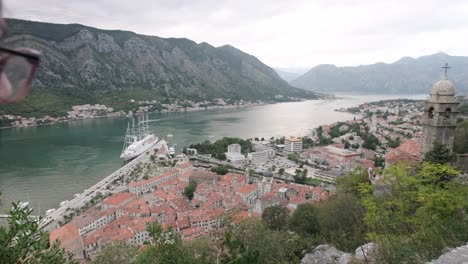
(0, 94), (426, 214)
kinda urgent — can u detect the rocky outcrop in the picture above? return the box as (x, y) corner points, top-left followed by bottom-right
(301, 243), (380, 264)
(428, 243), (468, 264)
(301, 245), (352, 264)
(355, 243), (378, 263)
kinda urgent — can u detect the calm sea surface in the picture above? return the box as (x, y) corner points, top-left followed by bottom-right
(0, 94), (426, 214)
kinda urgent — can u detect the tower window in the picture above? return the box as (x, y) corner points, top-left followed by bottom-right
(444, 108), (451, 118)
(428, 107), (434, 119)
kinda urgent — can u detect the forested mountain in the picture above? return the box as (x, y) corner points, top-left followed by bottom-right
(292, 52), (468, 94)
(0, 19), (317, 116)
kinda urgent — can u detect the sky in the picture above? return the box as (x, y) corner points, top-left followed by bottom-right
(4, 0), (468, 72)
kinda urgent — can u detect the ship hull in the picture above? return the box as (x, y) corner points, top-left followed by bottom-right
(120, 134), (158, 161)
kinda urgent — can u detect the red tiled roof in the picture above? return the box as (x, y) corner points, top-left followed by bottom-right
(181, 227), (204, 237)
(396, 139), (420, 158)
(231, 211), (250, 223)
(129, 169), (179, 187)
(102, 192), (136, 206)
(114, 228), (133, 241)
(235, 184), (257, 195)
(385, 140), (421, 166)
(49, 223), (83, 254)
(176, 162), (192, 169)
(119, 198), (150, 215)
(360, 158), (375, 168)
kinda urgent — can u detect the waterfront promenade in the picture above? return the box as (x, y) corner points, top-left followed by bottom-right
(40, 140), (166, 231)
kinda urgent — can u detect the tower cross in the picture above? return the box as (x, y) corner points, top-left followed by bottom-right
(442, 63), (451, 78)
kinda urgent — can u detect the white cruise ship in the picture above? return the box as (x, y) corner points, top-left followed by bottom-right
(120, 114), (158, 161)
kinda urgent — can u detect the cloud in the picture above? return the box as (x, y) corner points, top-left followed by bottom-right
(4, 0), (468, 70)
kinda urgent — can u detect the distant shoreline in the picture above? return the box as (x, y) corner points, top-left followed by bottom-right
(1, 99), (312, 130)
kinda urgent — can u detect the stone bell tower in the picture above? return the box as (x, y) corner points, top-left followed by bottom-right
(420, 64), (459, 156)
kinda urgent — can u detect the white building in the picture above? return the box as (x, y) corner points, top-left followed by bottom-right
(225, 152), (245, 164)
(247, 149), (275, 164)
(225, 143), (245, 164)
(284, 137), (303, 153)
(227, 143), (241, 153)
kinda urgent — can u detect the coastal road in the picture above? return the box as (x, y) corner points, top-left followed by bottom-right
(40, 140), (167, 231)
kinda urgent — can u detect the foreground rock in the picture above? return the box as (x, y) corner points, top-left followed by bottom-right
(301, 245), (352, 264)
(428, 243), (468, 264)
(355, 242), (378, 263)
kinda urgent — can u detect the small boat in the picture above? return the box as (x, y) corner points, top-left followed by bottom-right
(59, 200), (69, 207)
(45, 208), (56, 215)
(167, 134), (174, 138)
(18, 201), (29, 210)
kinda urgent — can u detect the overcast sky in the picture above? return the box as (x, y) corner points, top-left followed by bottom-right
(4, 0), (468, 72)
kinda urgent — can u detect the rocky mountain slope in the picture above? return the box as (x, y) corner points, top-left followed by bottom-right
(1, 19), (317, 115)
(292, 52), (468, 94)
(274, 68), (301, 82)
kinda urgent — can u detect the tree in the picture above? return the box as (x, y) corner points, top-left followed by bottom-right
(222, 219), (306, 263)
(454, 120), (468, 154)
(261, 205), (289, 231)
(183, 181), (197, 200)
(424, 141), (454, 164)
(287, 153), (300, 162)
(344, 141), (350, 149)
(361, 133), (380, 150)
(278, 168), (285, 175)
(188, 137), (253, 160)
(288, 203), (319, 236)
(210, 165), (229, 175)
(359, 162), (467, 263)
(302, 137), (314, 149)
(137, 223), (197, 264)
(92, 242), (138, 264)
(0, 203), (76, 264)
(374, 155), (385, 168)
(273, 137), (285, 144)
(316, 193), (367, 252)
(294, 169), (307, 184)
(387, 137), (400, 148)
(336, 166), (369, 197)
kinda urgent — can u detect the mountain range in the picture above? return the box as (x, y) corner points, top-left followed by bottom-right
(291, 52), (468, 94)
(0, 19), (318, 117)
(273, 69), (302, 82)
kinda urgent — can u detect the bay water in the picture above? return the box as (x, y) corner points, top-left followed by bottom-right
(0, 94), (426, 214)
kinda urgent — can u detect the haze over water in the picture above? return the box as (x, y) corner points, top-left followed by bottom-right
(0, 94), (425, 214)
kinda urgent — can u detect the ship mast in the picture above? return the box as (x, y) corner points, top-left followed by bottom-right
(142, 114), (149, 136)
(132, 118), (136, 142)
(137, 115), (141, 140)
(122, 122), (130, 152)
